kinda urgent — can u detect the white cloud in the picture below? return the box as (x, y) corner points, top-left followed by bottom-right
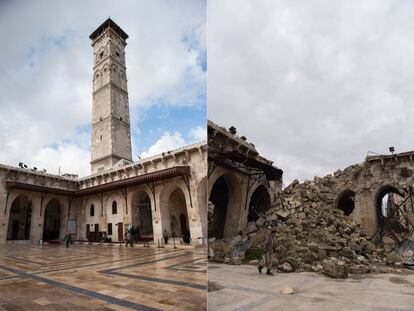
(189, 126), (206, 142)
(208, 0), (414, 185)
(33, 142), (90, 177)
(140, 132), (187, 158)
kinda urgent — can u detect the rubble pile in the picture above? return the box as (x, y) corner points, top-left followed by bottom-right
(210, 177), (409, 278)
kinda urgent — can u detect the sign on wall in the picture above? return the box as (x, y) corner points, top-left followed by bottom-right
(67, 219), (77, 235)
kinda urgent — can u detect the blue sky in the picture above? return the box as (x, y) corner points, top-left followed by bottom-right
(0, 0), (206, 176)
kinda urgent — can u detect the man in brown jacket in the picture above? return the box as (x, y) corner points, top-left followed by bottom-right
(258, 226), (275, 275)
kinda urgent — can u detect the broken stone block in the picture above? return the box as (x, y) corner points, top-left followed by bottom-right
(256, 217), (266, 228)
(385, 253), (403, 264)
(349, 265), (371, 274)
(246, 222), (257, 234)
(322, 260), (348, 278)
(281, 287), (295, 295)
(276, 210), (289, 221)
(278, 262), (294, 272)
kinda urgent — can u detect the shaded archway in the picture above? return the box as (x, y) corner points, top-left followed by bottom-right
(336, 190), (356, 216)
(168, 188), (189, 238)
(131, 191), (153, 239)
(248, 185), (271, 222)
(43, 199), (61, 241)
(209, 176), (229, 239)
(376, 185), (405, 228)
(7, 195), (32, 240)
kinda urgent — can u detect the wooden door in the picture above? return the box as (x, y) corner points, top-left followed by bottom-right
(118, 222), (123, 242)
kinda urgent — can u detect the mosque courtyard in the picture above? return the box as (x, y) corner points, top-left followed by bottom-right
(0, 243), (206, 311)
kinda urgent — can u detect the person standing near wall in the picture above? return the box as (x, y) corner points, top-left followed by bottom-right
(258, 226), (275, 275)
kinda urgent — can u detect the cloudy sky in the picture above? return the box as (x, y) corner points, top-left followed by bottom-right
(208, 0), (414, 186)
(0, 0), (206, 177)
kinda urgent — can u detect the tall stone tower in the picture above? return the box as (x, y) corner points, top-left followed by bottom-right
(89, 18), (132, 174)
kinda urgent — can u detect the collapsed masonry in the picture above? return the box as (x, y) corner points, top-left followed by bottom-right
(210, 153), (414, 278)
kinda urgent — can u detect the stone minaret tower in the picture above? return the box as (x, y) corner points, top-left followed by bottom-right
(89, 18), (132, 174)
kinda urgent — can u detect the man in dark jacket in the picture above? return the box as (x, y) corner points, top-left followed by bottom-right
(258, 226), (275, 275)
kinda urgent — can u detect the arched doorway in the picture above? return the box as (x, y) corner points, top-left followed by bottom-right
(336, 190), (356, 216)
(43, 199), (61, 241)
(7, 195), (32, 240)
(209, 176), (229, 239)
(248, 185), (271, 222)
(131, 191), (153, 239)
(168, 188), (189, 238)
(375, 185), (407, 239)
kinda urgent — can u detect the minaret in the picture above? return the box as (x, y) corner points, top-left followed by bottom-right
(89, 18), (132, 174)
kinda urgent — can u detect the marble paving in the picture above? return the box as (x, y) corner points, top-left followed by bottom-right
(0, 243), (207, 310)
(208, 263), (414, 311)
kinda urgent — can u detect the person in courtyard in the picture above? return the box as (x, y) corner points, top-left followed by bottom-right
(125, 229), (133, 247)
(183, 229), (191, 244)
(163, 229), (170, 245)
(258, 226), (275, 275)
(63, 232), (72, 248)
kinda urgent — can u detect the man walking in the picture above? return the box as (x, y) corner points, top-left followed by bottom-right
(125, 229), (133, 247)
(258, 226), (275, 275)
(64, 232), (72, 248)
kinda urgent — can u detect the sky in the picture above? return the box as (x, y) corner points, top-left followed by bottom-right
(0, 0), (206, 177)
(208, 0), (414, 186)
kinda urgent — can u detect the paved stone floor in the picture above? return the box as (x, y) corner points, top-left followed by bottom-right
(208, 263), (414, 311)
(0, 243), (206, 310)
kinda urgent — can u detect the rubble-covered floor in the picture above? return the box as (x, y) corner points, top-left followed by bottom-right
(208, 263), (414, 311)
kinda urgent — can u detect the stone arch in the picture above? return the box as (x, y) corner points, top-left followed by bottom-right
(375, 185), (405, 227)
(131, 190), (154, 239)
(248, 185), (271, 222)
(159, 183), (191, 238)
(197, 177), (207, 237)
(111, 64), (118, 74)
(336, 189), (356, 216)
(157, 180), (195, 236)
(7, 194), (32, 240)
(169, 188), (190, 237)
(208, 172), (243, 239)
(43, 198), (61, 241)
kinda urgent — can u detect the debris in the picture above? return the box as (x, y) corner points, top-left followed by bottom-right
(210, 176), (407, 276)
(281, 287), (295, 295)
(322, 259), (348, 279)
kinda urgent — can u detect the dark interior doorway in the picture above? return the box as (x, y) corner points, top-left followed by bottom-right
(7, 195), (32, 240)
(248, 185), (271, 222)
(43, 199), (60, 241)
(209, 176), (229, 239)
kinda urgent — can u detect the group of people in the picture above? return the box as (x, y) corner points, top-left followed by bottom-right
(124, 225), (141, 247)
(163, 228), (191, 245)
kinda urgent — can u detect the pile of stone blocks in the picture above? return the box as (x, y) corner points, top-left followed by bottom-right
(210, 177), (407, 278)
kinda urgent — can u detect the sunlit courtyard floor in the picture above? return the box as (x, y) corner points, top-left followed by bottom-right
(0, 243), (206, 311)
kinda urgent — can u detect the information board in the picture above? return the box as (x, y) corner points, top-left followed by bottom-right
(67, 219), (77, 235)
